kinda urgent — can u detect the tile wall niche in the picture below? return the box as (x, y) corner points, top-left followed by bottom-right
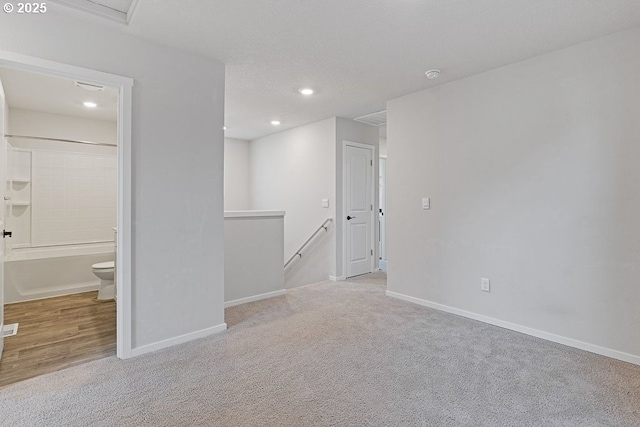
(6, 147), (32, 248)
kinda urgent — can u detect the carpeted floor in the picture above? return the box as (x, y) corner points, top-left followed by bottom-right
(1, 272), (639, 426)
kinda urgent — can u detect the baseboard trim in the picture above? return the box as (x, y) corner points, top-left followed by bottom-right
(130, 323), (227, 358)
(385, 290), (640, 366)
(6, 283), (100, 305)
(329, 275), (346, 282)
(225, 290), (286, 308)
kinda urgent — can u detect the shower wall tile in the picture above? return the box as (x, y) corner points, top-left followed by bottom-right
(32, 150), (117, 247)
(7, 148), (32, 248)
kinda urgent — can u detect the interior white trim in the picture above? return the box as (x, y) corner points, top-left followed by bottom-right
(385, 290), (640, 366)
(0, 49), (134, 359)
(224, 210), (286, 218)
(49, 0), (137, 24)
(129, 323), (227, 358)
(224, 290), (286, 308)
(341, 140), (376, 279)
(329, 275), (346, 282)
(126, 0), (140, 23)
(0, 50), (133, 87)
(116, 78), (133, 359)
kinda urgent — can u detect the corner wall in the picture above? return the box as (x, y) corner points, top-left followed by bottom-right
(0, 10), (226, 353)
(248, 117), (379, 286)
(250, 118), (336, 288)
(386, 27), (640, 363)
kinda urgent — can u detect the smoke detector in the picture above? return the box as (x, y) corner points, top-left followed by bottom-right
(425, 69), (441, 80)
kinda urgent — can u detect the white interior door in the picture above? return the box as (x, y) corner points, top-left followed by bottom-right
(0, 77), (6, 359)
(345, 144), (373, 278)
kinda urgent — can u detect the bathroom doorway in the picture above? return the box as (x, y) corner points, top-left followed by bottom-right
(0, 52), (133, 386)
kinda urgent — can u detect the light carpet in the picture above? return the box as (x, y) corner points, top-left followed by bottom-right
(1, 273), (639, 426)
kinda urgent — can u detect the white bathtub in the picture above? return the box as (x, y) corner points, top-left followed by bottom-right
(4, 243), (115, 304)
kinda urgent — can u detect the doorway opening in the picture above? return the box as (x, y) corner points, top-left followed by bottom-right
(0, 52), (133, 386)
(342, 140), (376, 279)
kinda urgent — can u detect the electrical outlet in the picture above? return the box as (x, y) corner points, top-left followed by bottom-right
(481, 278), (490, 292)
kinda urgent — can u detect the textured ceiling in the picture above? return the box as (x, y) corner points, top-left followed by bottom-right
(0, 67), (118, 122)
(77, 1), (640, 139)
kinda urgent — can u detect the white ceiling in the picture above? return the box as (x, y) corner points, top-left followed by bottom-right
(60, 1), (640, 140)
(0, 67), (118, 122)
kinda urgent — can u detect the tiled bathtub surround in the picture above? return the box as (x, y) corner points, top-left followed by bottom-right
(31, 150), (117, 246)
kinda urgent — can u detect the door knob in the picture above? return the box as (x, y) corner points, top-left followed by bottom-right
(3, 230), (12, 238)
(347, 216), (356, 220)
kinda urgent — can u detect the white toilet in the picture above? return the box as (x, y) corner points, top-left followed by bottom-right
(92, 261), (115, 300)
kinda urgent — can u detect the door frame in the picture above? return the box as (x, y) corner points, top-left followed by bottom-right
(0, 50), (134, 359)
(379, 156), (387, 265)
(0, 73), (6, 359)
(341, 140), (376, 278)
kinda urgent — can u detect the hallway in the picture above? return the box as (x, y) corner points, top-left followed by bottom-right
(1, 272), (638, 426)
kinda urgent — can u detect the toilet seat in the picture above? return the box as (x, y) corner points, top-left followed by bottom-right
(92, 261), (115, 270)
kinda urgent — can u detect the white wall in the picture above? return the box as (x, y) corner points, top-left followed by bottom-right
(224, 212), (284, 304)
(8, 108), (116, 145)
(0, 10), (226, 352)
(224, 137), (250, 210)
(335, 117), (379, 278)
(250, 118), (336, 288)
(379, 137), (387, 158)
(387, 27), (640, 363)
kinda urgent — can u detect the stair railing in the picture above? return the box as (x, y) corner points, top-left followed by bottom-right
(284, 218), (333, 269)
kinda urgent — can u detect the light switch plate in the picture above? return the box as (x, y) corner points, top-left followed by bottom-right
(322, 198), (329, 208)
(422, 197), (430, 210)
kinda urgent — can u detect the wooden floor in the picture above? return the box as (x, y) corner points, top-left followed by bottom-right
(0, 291), (116, 388)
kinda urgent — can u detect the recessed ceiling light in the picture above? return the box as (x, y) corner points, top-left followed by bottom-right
(299, 88), (314, 95)
(270, 120), (281, 126)
(223, 126), (227, 131)
(83, 101), (98, 108)
(425, 69), (441, 79)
